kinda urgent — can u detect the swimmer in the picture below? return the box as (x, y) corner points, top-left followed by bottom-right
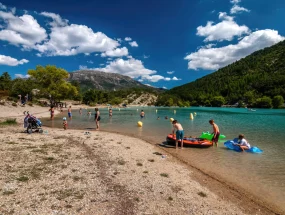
(165, 116), (168, 120)
(157, 117), (160, 120)
(140, 110), (145, 119)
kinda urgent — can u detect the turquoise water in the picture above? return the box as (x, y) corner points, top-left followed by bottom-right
(42, 107), (285, 211)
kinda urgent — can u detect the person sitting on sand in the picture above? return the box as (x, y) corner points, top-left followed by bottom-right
(234, 134), (251, 152)
(172, 120), (184, 149)
(209, 119), (220, 147)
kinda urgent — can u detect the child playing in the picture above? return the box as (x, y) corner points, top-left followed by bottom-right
(235, 134), (251, 152)
(172, 119), (184, 149)
(63, 117), (67, 130)
(209, 119), (220, 147)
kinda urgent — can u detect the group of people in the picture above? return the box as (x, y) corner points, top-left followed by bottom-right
(171, 119), (250, 151)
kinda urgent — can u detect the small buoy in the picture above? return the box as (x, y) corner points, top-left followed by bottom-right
(170, 118), (174, 122)
(119, 108), (120, 111)
(156, 109), (157, 113)
(174, 110), (176, 114)
(194, 112), (197, 115)
(137, 109), (138, 111)
(190, 113), (194, 120)
(137, 121), (143, 127)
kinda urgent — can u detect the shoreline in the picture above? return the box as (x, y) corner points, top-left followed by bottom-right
(0, 105), (282, 214)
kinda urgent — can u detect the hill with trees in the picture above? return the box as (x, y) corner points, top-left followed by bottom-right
(156, 40), (285, 108)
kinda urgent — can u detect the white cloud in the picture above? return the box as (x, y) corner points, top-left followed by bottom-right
(230, 5), (250, 14)
(125, 37), (132, 41)
(35, 23), (119, 56)
(127, 55), (133, 59)
(167, 71), (175, 74)
(143, 55), (150, 59)
(87, 60), (93, 64)
(117, 38), (122, 42)
(164, 77), (171, 81)
(40, 12), (68, 27)
(0, 11), (47, 48)
(15, 74), (30, 78)
(230, 0), (241, 3)
(129, 41), (138, 47)
(101, 47), (128, 57)
(0, 54), (29, 66)
(0, 2), (7, 10)
(185, 29), (284, 70)
(162, 86), (167, 89)
(172, 76), (181, 81)
(196, 12), (250, 42)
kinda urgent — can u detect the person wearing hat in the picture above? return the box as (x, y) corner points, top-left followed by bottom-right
(63, 117), (67, 130)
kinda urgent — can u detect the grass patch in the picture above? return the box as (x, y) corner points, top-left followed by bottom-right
(134, 197), (140, 202)
(197, 191), (207, 197)
(143, 170), (148, 174)
(16, 176), (29, 182)
(56, 189), (85, 200)
(44, 157), (55, 161)
(126, 146), (130, 149)
(153, 152), (162, 156)
(3, 190), (15, 195)
(31, 149), (47, 154)
(168, 196), (173, 201)
(118, 160), (126, 165)
(148, 159), (155, 162)
(72, 176), (83, 181)
(137, 162), (143, 166)
(160, 173), (169, 178)
(0, 118), (17, 126)
(12, 102), (17, 107)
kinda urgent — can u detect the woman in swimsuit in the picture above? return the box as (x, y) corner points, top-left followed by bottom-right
(49, 106), (55, 120)
(94, 108), (101, 130)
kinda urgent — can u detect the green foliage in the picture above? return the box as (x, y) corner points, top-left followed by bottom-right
(272, 95), (284, 108)
(28, 65), (78, 100)
(0, 118), (17, 126)
(0, 72), (11, 91)
(157, 40), (285, 108)
(211, 96), (225, 107)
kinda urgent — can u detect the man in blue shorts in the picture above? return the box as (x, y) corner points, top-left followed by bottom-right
(172, 120), (184, 148)
(68, 106), (72, 119)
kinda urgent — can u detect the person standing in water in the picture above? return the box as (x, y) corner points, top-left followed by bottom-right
(209, 119), (220, 146)
(49, 106), (55, 120)
(94, 108), (101, 130)
(140, 110), (145, 119)
(172, 120), (184, 149)
(68, 106), (72, 119)
(109, 108), (112, 118)
(79, 108), (82, 115)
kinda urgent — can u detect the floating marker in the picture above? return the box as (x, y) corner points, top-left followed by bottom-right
(194, 112), (197, 116)
(119, 108), (120, 111)
(137, 109), (138, 111)
(190, 113), (194, 120)
(174, 110), (176, 114)
(156, 109), (158, 113)
(137, 121), (143, 127)
(170, 118), (174, 122)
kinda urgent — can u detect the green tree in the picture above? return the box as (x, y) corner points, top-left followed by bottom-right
(28, 65), (78, 101)
(166, 98), (174, 106)
(10, 78), (37, 97)
(211, 96), (225, 107)
(256, 96), (272, 108)
(0, 72), (12, 90)
(272, 95), (284, 108)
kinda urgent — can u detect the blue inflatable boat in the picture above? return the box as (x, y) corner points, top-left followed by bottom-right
(224, 138), (263, 153)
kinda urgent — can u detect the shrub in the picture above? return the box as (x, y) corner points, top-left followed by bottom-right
(0, 118), (17, 126)
(12, 102), (17, 107)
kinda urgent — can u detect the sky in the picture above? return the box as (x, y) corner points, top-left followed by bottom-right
(0, 0), (284, 89)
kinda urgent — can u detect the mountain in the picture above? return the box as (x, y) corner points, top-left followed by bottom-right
(157, 40), (285, 107)
(69, 70), (160, 92)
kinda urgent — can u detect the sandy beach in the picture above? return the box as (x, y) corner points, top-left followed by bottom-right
(0, 104), (280, 214)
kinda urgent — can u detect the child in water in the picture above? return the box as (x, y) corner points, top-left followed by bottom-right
(209, 119), (220, 147)
(172, 120), (184, 149)
(63, 117), (67, 130)
(235, 134), (251, 151)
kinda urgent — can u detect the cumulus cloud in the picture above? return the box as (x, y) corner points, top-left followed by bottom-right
(87, 60), (93, 64)
(185, 29), (284, 70)
(125, 37), (132, 41)
(196, 12), (250, 42)
(40, 12), (68, 27)
(172, 76), (181, 81)
(35, 23), (119, 56)
(143, 55), (150, 59)
(129, 41), (138, 47)
(167, 71), (175, 74)
(230, 5), (250, 14)
(0, 54), (29, 66)
(0, 2), (7, 10)
(0, 11), (47, 48)
(15, 74), (30, 78)
(230, 0), (241, 3)
(101, 47), (128, 57)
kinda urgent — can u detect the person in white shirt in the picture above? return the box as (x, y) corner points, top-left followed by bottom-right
(235, 134), (251, 151)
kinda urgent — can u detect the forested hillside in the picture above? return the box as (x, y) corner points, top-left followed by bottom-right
(156, 40), (285, 108)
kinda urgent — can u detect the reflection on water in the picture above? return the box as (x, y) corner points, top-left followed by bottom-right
(42, 107), (285, 210)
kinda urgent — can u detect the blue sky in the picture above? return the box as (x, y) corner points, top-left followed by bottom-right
(0, 0), (284, 89)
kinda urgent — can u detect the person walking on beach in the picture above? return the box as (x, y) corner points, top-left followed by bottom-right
(79, 108), (82, 115)
(172, 120), (184, 149)
(68, 106), (72, 119)
(140, 110), (145, 119)
(234, 134), (251, 152)
(49, 106), (55, 120)
(94, 108), (101, 130)
(209, 119), (220, 146)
